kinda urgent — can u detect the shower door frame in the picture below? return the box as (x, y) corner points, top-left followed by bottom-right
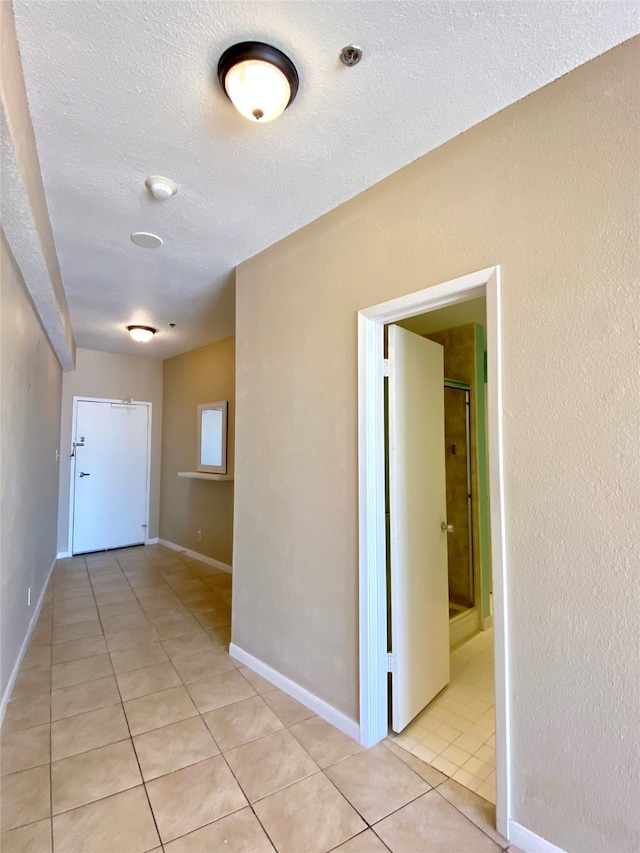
(443, 379), (475, 612)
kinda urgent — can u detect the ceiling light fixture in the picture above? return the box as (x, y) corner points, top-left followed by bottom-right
(127, 325), (156, 343)
(217, 41), (298, 123)
(145, 176), (178, 200)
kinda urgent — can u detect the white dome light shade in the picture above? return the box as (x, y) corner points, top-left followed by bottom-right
(224, 60), (291, 122)
(218, 42), (298, 123)
(128, 325), (156, 343)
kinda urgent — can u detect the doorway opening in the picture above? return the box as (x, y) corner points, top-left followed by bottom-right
(388, 300), (496, 803)
(357, 266), (510, 836)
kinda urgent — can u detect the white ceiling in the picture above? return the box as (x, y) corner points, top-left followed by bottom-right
(13, 1), (639, 359)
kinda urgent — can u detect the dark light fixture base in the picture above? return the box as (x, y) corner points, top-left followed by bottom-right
(217, 41), (299, 110)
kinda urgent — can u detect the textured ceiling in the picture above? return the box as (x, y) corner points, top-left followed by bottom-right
(13, 1), (639, 358)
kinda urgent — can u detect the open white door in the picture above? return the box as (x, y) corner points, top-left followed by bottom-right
(388, 325), (450, 733)
(72, 400), (149, 554)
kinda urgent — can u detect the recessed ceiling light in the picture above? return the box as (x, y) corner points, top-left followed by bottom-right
(217, 41), (298, 123)
(127, 325), (156, 343)
(145, 176), (178, 200)
(131, 231), (163, 249)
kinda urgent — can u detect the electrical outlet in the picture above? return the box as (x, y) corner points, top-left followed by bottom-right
(28, 587), (31, 607)
(197, 530), (202, 542)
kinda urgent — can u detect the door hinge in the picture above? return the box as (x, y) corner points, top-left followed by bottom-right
(387, 652), (397, 673)
(382, 359), (390, 378)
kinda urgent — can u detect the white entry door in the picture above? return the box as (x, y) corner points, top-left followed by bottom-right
(72, 400), (150, 554)
(388, 325), (450, 733)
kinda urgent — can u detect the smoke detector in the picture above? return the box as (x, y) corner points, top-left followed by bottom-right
(145, 176), (178, 200)
(131, 231), (163, 249)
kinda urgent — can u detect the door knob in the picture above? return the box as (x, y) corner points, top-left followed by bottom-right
(441, 522), (454, 533)
(79, 472), (91, 477)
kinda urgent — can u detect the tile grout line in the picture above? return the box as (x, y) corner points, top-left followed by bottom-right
(105, 552), (164, 853)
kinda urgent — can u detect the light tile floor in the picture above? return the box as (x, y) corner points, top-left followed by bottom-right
(391, 626), (496, 803)
(0, 545), (517, 853)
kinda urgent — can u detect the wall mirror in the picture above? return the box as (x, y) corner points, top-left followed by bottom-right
(197, 401), (228, 474)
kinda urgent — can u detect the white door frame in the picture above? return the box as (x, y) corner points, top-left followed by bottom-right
(357, 265), (511, 835)
(68, 396), (153, 555)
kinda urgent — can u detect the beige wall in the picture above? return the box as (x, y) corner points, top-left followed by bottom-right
(160, 338), (235, 566)
(234, 39), (640, 853)
(57, 349), (163, 553)
(1, 231), (62, 703)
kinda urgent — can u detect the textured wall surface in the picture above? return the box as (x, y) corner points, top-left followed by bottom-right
(57, 349), (163, 553)
(160, 338), (235, 565)
(234, 40), (640, 852)
(0, 1), (74, 370)
(0, 232), (62, 702)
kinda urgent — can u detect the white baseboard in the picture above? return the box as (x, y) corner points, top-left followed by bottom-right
(229, 643), (360, 742)
(145, 537), (159, 545)
(0, 554), (57, 727)
(483, 615), (494, 630)
(509, 820), (566, 853)
(56, 551), (71, 559)
(158, 539), (232, 574)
